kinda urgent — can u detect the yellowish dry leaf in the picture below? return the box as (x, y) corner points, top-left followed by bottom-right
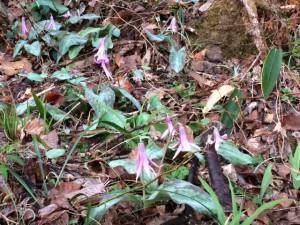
(203, 85), (235, 114)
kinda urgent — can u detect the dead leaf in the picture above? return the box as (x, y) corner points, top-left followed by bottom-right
(24, 118), (44, 136)
(44, 93), (64, 105)
(117, 76), (134, 93)
(199, 0), (215, 12)
(0, 58), (32, 76)
(203, 85), (235, 114)
(39, 130), (59, 150)
(17, 87), (32, 102)
(282, 114), (300, 131)
(142, 49), (151, 67)
(145, 87), (166, 99)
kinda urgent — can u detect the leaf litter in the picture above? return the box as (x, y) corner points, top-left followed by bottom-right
(0, 0), (299, 224)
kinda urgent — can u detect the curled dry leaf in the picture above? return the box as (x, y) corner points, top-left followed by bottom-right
(203, 85), (235, 114)
(117, 76), (134, 93)
(44, 93), (64, 105)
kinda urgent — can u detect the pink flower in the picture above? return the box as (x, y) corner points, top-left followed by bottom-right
(168, 17), (177, 32)
(173, 125), (199, 159)
(63, 11), (72, 18)
(136, 142), (157, 181)
(21, 16), (28, 34)
(213, 127), (226, 150)
(46, 15), (57, 30)
(161, 114), (177, 140)
(94, 38), (112, 80)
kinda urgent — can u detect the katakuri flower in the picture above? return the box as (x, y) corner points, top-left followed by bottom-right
(173, 125), (199, 159)
(21, 16), (28, 34)
(46, 15), (57, 30)
(136, 142), (157, 181)
(213, 127), (226, 150)
(161, 114), (177, 140)
(94, 38), (112, 80)
(168, 17), (177, 32)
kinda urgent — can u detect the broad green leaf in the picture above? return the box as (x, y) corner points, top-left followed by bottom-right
(46, 104), (71, 121)
(99, 110), (128, 130)
(13, 40), (27, 58)
(68, 45), (84, 59)
(24, 41), (41, 56)
(108, 159), (137, 174)
(68, 77), (87, 85)
(0, 164), (8, 179)
(261, 48), (282, 99)
(217, 142), (261, 165)
(80, 27), (101, 37)
(221, 89), (243, 130)
(90, 193), (141, 224)
(85, 87), (115, 119)
(57, 34), (87, 62)
(16, 100), (36, 115)
(144, 29), (166, 42)
(19, 72), (47, 82)
(111, 86), (141, 110)
(28, 20), (62, 40)
(31, 0), (68, 14)
(146, 179), (216, 215)
(6, 154), (24, 165)
(169, 46), (186, 73)
(68, 14), (100, 24)
(46, 148), (66, 159)
(51, 68), (72, 80)
(146, 142), (164, 159)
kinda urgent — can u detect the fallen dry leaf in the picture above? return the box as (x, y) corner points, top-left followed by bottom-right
(203, 85), (235, 114)
(117, 76), (134, 93)
(282, 114), (300, 131)
(25, 118), (44, 136)
(44, 93), (64, 105)
(145, 87), (166, 100)
(39, 130), (59, 150)
(0, 58), (32, 76)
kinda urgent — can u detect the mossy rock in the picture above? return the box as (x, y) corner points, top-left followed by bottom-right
(187, 0), (259, 58)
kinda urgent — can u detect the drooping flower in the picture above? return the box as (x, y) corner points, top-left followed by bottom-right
(161, 114), (177, 140)
(136, 142), (157, 181)
(21, 16), (28, 34)
(94, 38), (112, 80)
(213, 127), (226, 150)
(173, 125), (199, 159)
(46, 15), (57, 30)
(168, 17), (177, 32)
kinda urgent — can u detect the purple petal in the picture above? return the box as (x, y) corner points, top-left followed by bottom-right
(21, 16), (28, 34)
(101, 62), (112, 80)
(178, 126), (191, 151)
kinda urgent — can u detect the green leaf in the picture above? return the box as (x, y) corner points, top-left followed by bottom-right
(85, 87), (115, 119)
(146, 142), (164, 160)
(79, 27), (101, 37)
(108, 159), (137, 174)
(144, 29), (166, 42)
(221, 89), (243, 130)
(217, 142), (261, 165)
(199, 177), (226, 224)
(261, 48), (282, 99)
(68, 14), (100, 24)
(290, 143), (300, 190)
(46, 148), (66, 159)
(0, 164), (8, 179)
(241, 199), (289, 225)
(111, 86), (141, 110)
(90, 193), (141, 223)
(31, 0), (68, 14)
(13, 40), (27, 58)
(33, 92), (46, 119)
(169, 47), (186, 73)
(146, 179), (216, 215)
(28, 20), (62, 40)
(68, 45), (84, 59)
(57, 34), (87, 62)
(19, 72), (47, 82)
(46, 104), (71, 121)
(6, 154), (25, 165)
(51, 68), (72, 80)
(16, 100), (36, 116)
(259, 163), (273, 202)
(24, 41), (41, 56)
